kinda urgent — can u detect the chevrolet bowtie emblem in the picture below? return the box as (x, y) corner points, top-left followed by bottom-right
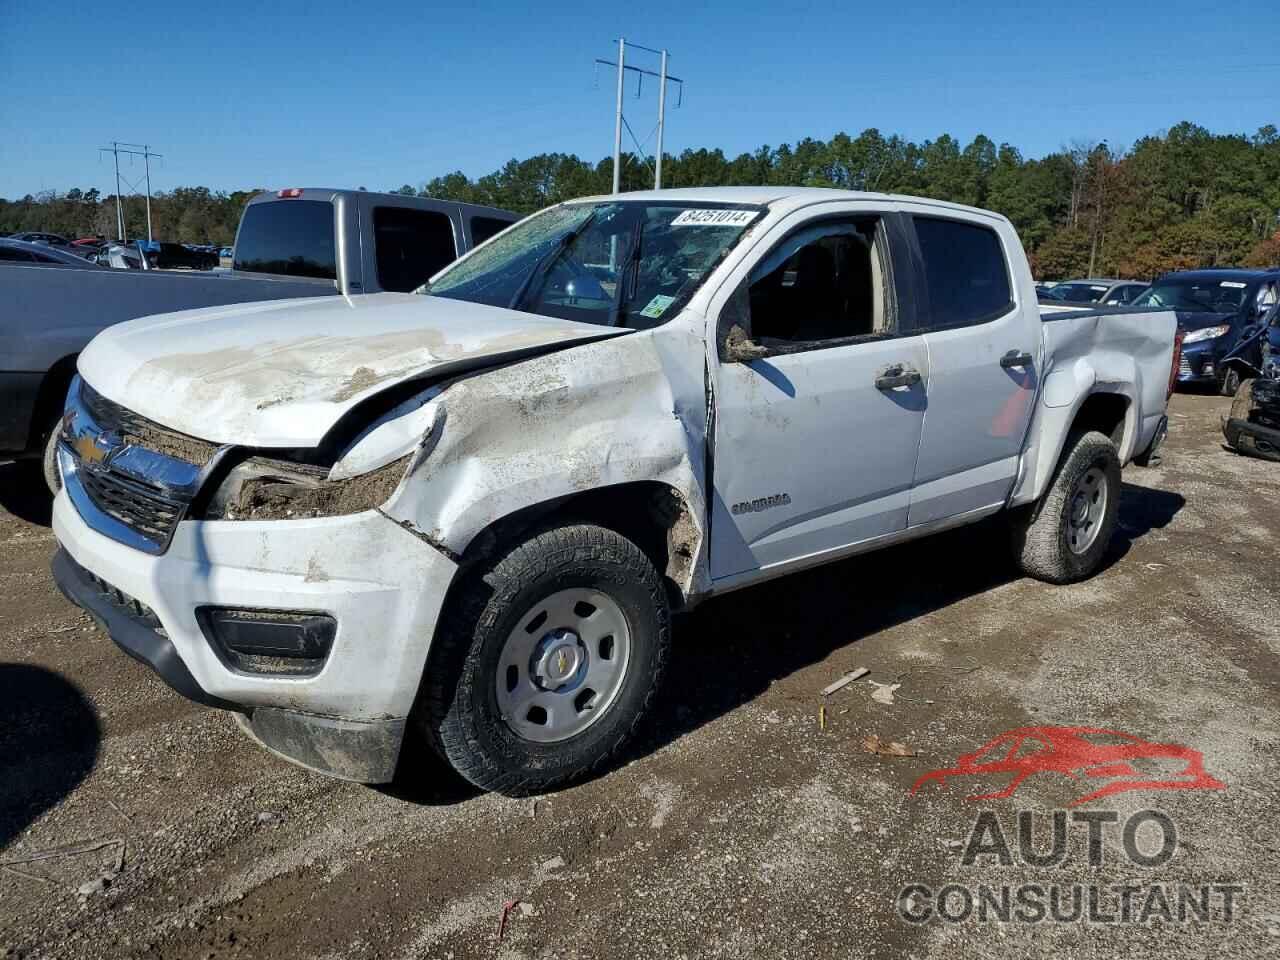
(73, 429), (120, 468)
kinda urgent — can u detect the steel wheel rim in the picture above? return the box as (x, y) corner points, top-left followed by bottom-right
(495, 587), (632, 743)
(1066, 464), (1108, 555)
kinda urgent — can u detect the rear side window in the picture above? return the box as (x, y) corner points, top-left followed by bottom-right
(233, 200), (336, 280)
(913, 216), (1013, 328)
(470, 215), (513, 246)
(373, 207), (457, 292)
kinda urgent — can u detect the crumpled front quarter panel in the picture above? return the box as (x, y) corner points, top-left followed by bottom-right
(382, 326), (711, 594)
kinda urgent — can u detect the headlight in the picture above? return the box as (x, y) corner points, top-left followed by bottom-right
(1182, 324), (1230, 344)
(203, 454), (410, 520)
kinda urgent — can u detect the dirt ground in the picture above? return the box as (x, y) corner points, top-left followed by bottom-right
(1, 392), (1277, 959)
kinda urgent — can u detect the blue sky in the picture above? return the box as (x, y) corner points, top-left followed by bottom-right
(2, 0), (1278, 199)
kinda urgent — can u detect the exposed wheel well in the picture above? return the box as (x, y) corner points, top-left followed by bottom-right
(461, 481), (699, 611)
(27, 355), (78, 453)
(1070, 392), (1129, 449)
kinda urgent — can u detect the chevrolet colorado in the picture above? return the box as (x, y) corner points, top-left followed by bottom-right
(50, 188), (1178, 793)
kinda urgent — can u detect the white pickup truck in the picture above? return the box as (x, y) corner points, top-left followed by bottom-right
(50, 188), (1178, 793)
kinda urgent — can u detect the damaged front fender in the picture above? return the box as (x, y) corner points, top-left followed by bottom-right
(379, 327), (712, 599)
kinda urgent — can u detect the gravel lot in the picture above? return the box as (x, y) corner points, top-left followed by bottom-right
(1, 391), (1277, 959)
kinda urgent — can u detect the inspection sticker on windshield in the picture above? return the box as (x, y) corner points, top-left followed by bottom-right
(671, 209), (755, 227)
(639, 294), (677, 318)
(1220, 281), (1247, 288)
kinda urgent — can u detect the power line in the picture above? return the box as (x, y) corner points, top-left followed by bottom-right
(98, 142), (163, 242)
(594, 39), (683, 191)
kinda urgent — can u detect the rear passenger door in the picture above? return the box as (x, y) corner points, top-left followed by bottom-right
(905, 213), (1039, 526)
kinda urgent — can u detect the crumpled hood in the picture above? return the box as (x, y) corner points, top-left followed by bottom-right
(78, 293), (624, 447)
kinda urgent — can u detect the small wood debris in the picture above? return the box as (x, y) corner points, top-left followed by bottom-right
(862, 734), (916, 757)
(822, 667), (869, 696)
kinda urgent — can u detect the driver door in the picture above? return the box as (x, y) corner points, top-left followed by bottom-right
(707, 207), (929, 581)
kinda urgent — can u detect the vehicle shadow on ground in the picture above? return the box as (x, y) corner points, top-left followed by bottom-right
(391, 480), (1184, 804)
(0, 664), (101, 849)
(1112, 482), (1185, 556)
(0, 462), (53, 527)
(626, 479), (1186, 781)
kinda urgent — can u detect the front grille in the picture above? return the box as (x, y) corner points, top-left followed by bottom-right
(80, 381), (218, 466)
(81, 381), (153, 437)
(78, 559), (167, 637)
(79, 465), (187, 548)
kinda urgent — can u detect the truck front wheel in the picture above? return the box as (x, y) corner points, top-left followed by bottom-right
(1009, 430), (1121, 584)
(419, 523), (671, 794)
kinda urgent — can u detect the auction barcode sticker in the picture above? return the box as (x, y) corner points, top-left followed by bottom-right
(671, 209), (756, 227)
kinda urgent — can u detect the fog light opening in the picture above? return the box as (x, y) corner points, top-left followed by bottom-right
(198, 607), (336, 677)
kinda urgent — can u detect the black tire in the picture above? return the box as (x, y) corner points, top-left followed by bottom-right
(1220, 366), (1242, 397)
(1009, 430), (1121, 584)
(1226, 377), (1255, 426)
(418, 524), (671, 795)
(42, 423), (62, 495)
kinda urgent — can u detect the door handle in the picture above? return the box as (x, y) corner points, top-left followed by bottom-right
(875, 364), (922, 390)
(1000, 350), (1034, 369)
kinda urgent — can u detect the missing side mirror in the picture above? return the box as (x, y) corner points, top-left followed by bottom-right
(722, 323), (770, 363)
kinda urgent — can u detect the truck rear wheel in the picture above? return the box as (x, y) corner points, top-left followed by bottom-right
(1009, 430), (1121, 584)
(419, 523), (671, 794)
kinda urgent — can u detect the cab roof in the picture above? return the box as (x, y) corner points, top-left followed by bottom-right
(566, 186), (1011, 222)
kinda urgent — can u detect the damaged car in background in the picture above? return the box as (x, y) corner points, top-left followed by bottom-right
(50, 187), (1178, 793)
(1223, 298), (1280, 462)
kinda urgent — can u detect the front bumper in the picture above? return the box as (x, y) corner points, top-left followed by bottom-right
(1223, 416), (1280, 462)
(52, 489), (459, 782)
(1177, 341), (1224, 384)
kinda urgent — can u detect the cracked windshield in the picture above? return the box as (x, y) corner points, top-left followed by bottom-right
(421, 201), (761, 328)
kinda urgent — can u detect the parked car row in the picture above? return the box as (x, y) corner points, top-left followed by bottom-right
(8, 232), (236, 272)
(1040, 278), (1149, 306)
(1035, 267), (1280, 396)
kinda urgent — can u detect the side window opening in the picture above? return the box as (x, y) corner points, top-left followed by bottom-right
(913, 216), (1013, 329)
(743, 217), (892, 346)
(373, 207), (458, 293)
(470, 215), (514, 247)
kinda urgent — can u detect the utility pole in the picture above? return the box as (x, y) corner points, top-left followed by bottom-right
(99, 141), (163, 242)
(143, 145), (154, 242)
(612, 38), (625, 194)
(595, 41), (683, 193)
(655, 49), (668, 189)
(110, 143), (123, 240)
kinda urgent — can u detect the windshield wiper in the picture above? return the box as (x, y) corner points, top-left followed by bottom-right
(508, 211), (597, 312)
(607, 219), (644, 328)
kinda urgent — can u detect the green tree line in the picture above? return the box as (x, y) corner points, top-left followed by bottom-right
(0, 186), (258, 248)
(5, 121), (1279, 277)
